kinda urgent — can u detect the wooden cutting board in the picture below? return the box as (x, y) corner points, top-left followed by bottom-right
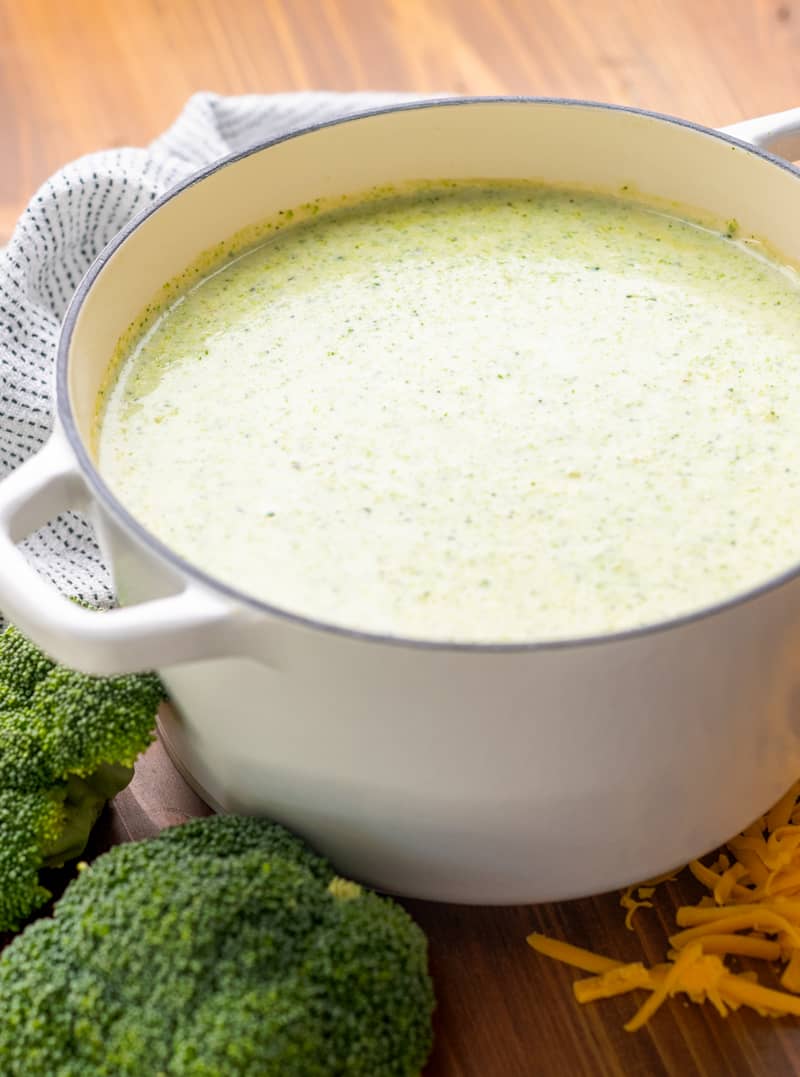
(95, 715), (800, 1077)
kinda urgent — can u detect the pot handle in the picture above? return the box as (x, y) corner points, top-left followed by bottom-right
(721, 107), (800, 161)
(0, 427), (243, 675)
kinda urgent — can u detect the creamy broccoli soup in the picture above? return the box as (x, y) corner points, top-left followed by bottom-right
(97, 183), (800, 642)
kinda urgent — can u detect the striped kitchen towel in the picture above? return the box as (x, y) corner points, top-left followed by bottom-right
(0, 91), (411, 606)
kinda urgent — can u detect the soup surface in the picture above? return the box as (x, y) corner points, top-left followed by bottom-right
(97, 184), (800, 642)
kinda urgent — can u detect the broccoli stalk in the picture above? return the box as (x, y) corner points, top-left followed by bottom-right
(41, 764), (135, 865)
(0, 815), (436, 1076)
(0, 622), (163, 933)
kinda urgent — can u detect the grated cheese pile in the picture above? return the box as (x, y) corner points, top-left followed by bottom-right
(528, 779), (800, 1029)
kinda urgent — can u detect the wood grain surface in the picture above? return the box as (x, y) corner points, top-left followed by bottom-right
(3, 0), (800, 242)
(6, 1), (800, 1074)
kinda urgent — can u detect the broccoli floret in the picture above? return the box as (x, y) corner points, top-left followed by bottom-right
(0, 815), (435, 1076)
(0, 622), (163, 933)
(0, 622), (56, 708)
(0, 788), (63, 931)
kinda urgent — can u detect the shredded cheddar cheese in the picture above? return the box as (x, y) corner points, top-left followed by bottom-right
(620, 869), (679, 930)
(527, 778), (800, 1028)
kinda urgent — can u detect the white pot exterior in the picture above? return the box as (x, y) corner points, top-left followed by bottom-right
(4, 99), (800, 902)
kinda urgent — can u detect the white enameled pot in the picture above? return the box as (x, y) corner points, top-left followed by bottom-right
(2, 99), (800, 904)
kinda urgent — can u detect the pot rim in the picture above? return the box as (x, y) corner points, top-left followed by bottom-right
(57, 94), (800, 654)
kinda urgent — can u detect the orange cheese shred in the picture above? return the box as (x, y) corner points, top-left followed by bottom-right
(726, 838), (771, 887)
(769, 870), (800, 898)
(619, 870), (679, 929)
(718, 974), (800, 1018)
(525, 933), (621, 975)
(713, 863), (748, 905)
(624, 942), (704, 1031)
(573, 963), (661, 1004)
(621, 887), (654, 930)
(691, 934), (782, 961)
(669, 909), (800, 950)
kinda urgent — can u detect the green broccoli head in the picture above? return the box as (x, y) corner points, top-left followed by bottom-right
(0, 622), (56, 709)
(0, 814), (435, 1077)
(0, 621), (164, 933)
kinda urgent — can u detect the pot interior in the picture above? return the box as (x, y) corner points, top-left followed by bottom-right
(65, 98), (800, 455)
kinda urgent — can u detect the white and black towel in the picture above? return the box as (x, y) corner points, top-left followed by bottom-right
(0, 91), (411, 607)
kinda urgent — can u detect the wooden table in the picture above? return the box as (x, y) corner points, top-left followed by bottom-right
(3, 0), (800, 243)
(6, 1), (800, 1073)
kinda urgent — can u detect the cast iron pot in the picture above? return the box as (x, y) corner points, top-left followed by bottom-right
(1, 99), (800, 903)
